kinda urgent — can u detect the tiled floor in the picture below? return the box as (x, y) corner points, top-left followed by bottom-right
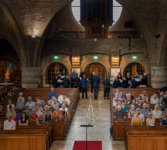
(50, 92), (125, 150)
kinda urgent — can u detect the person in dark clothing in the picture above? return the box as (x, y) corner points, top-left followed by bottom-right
(48, 87), (57, 99)
(126, 72), (131, 82)
(70, 71), (77, 87)
(160, 82), (167, 92)
(80, 74), (88, 99)
(142, 73), (148, 86)
(112, 78), (122, 88)
(90, 73), (94, 93)
(63, 75), (71, 88)
(103, 77), (111, 99)
(114, 106), (125, 118)
(80, 71), (85, 79)
(130, 77), (138, 88)
(92, 74), (100, 100)
(122, 77), (129, 88)
(117, 73), (122, 80)
(73, 74), (80, 88)
(52, 75), (58, 88)
(57, 75), (63, 87)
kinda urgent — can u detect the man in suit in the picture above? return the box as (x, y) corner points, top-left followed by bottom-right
(92, 73), (100, 100)
(80, 74), (88, 99)
(103, 76), (111, 99)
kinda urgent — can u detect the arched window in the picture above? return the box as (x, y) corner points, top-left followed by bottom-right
(124, 63), (145, 77)
(71, 0), (122, 25)
(71, 0), (80, 22)
(113, 0), (122, 25)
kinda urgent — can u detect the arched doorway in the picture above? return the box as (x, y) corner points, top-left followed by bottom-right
(85, 63), (107, 80)
(0, 39), (21, 89)
(46, 62), (68, 85)
(124, 62), (145, 77)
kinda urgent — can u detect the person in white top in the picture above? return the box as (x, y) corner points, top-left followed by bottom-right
(59, 103), (68, 115)
(150, 93), (159, 104)
(58, 94), (64, 104)
(6, 99), (15, 111)
(146, 112), (155, 126)
(152, 104), (162, 118)
(25, 96), (36, 110)
(16, 95), (25, 110)
(58, 93), (70, 107)
(4, 116), (16, 130)
(114, 88), (123, 100)
(17, 92), (25, 103)
(62, 95), (70, 107)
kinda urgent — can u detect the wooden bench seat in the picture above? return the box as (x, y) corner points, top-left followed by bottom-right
(126, 126), (167, 150)
(111, 87), (158, 98)
(0, 128), (48, 150)
(16, 124), (53, 148)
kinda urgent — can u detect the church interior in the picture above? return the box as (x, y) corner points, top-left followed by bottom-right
(0, 0), (167, 150)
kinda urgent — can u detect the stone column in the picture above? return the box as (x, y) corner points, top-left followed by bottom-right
(22, 67), (41, 88)
(151, 67), (167, 88)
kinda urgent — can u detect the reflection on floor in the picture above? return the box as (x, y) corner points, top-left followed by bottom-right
(50, 92), (126, 150)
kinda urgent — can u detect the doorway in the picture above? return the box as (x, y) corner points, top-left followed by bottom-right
(85, 63), (107, 80)
(46, 62), (68, 85)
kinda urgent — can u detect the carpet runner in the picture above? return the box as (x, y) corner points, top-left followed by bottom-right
(73, 141), (102, 150)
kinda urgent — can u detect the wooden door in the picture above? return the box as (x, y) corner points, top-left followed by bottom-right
(85, 63), (107, 80)
(132, 63), (137, 77)
(124, 63), (145, 77)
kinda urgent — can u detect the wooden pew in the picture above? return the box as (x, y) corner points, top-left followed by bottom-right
(16, 124), (52, 148)
(0, 128), (47, 150)
(112, 118), (125, 140)
(126, 126), (167, 150)
(23, 88), (80, 140)
(111, 87), (158, 99)
(110, 87), (160, 139)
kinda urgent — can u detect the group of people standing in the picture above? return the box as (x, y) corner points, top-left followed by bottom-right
(80, 73), (100, 100)
(80, 72), (111, 100)
(52, 71), (112, 100)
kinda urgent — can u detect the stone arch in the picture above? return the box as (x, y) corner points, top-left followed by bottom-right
(84, 62), (108, 80)
(81, 54), (111, 75)
(41, 54), (71, 87)
(0, 1), (28, 66)
(120, 53), (150, 77)
(33, 3), (74, 67)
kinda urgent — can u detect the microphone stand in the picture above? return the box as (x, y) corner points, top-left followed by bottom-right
(80, 94), (94, 150)
(80, 124), (93, 150)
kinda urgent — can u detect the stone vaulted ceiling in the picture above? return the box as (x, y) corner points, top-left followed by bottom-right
(117, 0), (167, 66)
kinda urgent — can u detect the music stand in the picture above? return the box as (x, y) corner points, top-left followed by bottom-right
(80, 124), (93, 150)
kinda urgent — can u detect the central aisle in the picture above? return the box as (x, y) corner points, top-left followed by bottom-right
(50, 92), (125, 150)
